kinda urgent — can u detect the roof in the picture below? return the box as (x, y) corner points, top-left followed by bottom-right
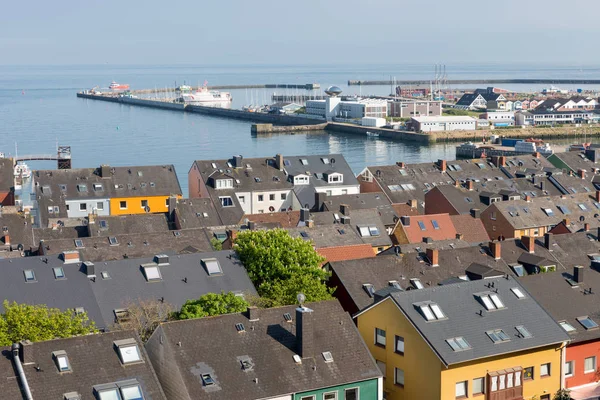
(145, 300), (381, 399)
(320, 192), (391, 212)
(173, 198), (225, 229)
(88, 214), (170, 237)
(372, 276), (569, 366)
(412, 116), (477, 123)
(0, 330), (166, 400)
(283, 154), (358, 191)
(549, 151), (596, 175)
(0, 157), (13, 192)
(450, 215), (491, 243)
(311, 209), (392, 248)
(398, 214), (457, 244)
(519, 265), (600, 344)
(455, 93), (483, 107)
(317, 243), (375, 263)
(243, 211), (301, 228)
(427, 185), (486, 215)
(39, 228), (214, 262)
(286, 224), (365, 249)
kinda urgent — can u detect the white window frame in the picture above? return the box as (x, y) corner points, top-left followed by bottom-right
(455, 381), (467, 398)
(300, 396), (315, 400)
(585, 356), (596, 373)
(219, 196), (234, 207)
(375, 327), (386, 346)
(540, 363), (550, 377)
(565, 360), (574, 377)
(323, 392), (337, 400)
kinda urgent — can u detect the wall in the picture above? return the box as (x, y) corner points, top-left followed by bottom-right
(109, 195), (174, 215)
(424, 188), (461, 216)
(120, 97), (185, 111)
(314, 184), (360, 197)
(0, 191), (14, 206)
(480, 205), (516, 240)
(188, 162), (210, 199)
(565, 340), (600, 388)
(325, 123), (433, 144)
(293, 378), (380, 400)
(441, 345), (563, 400)
(356, 298), (443, 400)
(65, 198), (110, 218)
(248, 189), (295, 214)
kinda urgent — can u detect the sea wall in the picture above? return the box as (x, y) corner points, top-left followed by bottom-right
(252, 123), (328, 134)
(121, 98), (185, 111)
(432, 126), (600, 142)
(185, 105), (323, 125)
(326, 122), (433, 143)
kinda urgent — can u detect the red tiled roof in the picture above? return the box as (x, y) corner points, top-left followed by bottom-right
(450, 214), (490, 243)
(318, 244), (375, 263)
(402, 214), (457, 243)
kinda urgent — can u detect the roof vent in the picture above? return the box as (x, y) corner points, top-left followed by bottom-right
(83, 261), (96, 279)
(154, 254), (169, 265)
(293, 354), (302, 364)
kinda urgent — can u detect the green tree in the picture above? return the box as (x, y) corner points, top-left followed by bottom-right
(112, 299), (175, 342)
(234, 229), (333, 306)
(178, 292), (249, 319)
(0, 301), (96, 346)
(210, 237), (223, 251)
(553, 388), (571, 400)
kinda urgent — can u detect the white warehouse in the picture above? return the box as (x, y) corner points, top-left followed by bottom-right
(304, 86), (387, 120)
(411, 116), (477, 132)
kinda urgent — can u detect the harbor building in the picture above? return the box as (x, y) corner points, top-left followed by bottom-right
(410, 116), (477, 132)
(479, 111), (515, 127)
(305, 86), (387, 121)
(32, 164), (182, 227)
(387, 100), (442, 118)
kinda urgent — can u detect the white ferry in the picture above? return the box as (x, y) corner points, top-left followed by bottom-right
(14, 162), (31, 179)
(178, 86), (232, 105)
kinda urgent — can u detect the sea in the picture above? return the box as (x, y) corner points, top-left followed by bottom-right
(1, 63), (599, 196)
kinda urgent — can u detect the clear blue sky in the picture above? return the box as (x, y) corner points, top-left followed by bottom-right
(2, 0), (599, 65)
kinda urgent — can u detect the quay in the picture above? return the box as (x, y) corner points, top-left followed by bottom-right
(349, 78), (600, 86)
(129, 83), (320, 95)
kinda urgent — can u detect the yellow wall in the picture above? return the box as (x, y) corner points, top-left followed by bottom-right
(109, 195), (179, 216)
(357, 298), (564, 400)
(357, 298), (442, 400)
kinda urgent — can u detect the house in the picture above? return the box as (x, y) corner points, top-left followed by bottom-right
(479, 192), (600, 239)
(424, 185), (487, 216)
(0, 331), (166, 400)
(387, 100), (442, 118)
(171, 197), (228, 228)
(515, 110), (534, 126)
(144, 300), (383, 400)
(391, 214), (457, 245)
(410, 116), (477, 132)
(455, 91), (507, 110)
(33, 164), (182, 227)
(317, 243), (376, 264)
(518, 264), (600, 398)
(0, 156), (14, 206)
(529, 109), (596, 125)
(479, 111), (515, 127)
(548, 151), (597, 175)
(354, 276), (569, 400)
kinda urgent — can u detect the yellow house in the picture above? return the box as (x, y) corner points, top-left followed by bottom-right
(354, 276), (570, 400)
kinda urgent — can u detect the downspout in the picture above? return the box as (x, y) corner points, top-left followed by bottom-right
(11, 343), (33, 400)
(560, 341), (567, 389)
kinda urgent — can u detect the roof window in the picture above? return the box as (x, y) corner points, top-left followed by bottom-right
(99, 220), (108, 229)
(542, 208), (554, 216)
(283, 313), (292, 322)
(363, 283), (375, 297)
(486, 329), (510, 343)
(77, 184), (87, 193)
(417, 221), (426, 230)
(577, 316), (599, 330)
(416, 302), (446, 321)
(202, 374), (215, 386)
(74, 239), (84, 248)
(322, 351), (333, 362)
(300, 159), (309, 166)
(114, 339), (142, 364)
(94, 380), (143, 400)
(389, 280), (402, 290)
(560, 321), (576, 333)
(142, 265), (162, 282)
(101, 271), (110, 280)
(515, 325), (532, 339)
(557, 205), (570, 214)
(108, 236), (119, 246)
(477, 292), (505, 310)
(202, 258), (223, 276)
(510, 287), (525, 299)
(24, 269), (36, 282)
(578, 203), (588, 211)
(446, 337), (471, 351)
(53, 350), (71, 372)
(93, 183), (103, 191)
(235, 323), (245, 332)
(410, 278), (424, 290)
(431, 220), (440, 229)
(321, 158), (330, 164)
(53, 267), (66, 280)
(63, 392), (81, 400)
(359, 226), (381, 237)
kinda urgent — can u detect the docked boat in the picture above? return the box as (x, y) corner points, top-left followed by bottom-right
(178, 86), (232, 105)
(14, 162), (31, 178)
(109, 81), (130, 90)
(177, 85), (192, 92)
(366, 131), (380, 137)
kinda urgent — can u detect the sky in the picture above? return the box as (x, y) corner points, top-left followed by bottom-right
(1, 0), (600, 66)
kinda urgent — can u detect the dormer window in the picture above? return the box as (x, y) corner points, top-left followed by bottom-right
(362, 283), (375, 297)
(142, 265), (162, 282)
(215, 179), (233, 189)
(114, 339), (143, 364)
(53, 350), (71, 372)
(327, 172), (343, 184)
(93, 183), (103, 192)
(294, 175), (309, 185)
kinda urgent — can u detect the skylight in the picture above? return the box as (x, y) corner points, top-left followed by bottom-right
(478, 293), (506, 311)
(114, 339), (142, 364)
(417, 302), (445, 321)
(74, 239), (84, 248)
(389, 280), (402, 290)
(53, 351), (71, 372)
(418, 221), (426, 231)
(77, 184), (87, 193)
(24, 269), (36, 282)
(515, 325), (532, 339)
(577, 316), (599, 330)
(578, 203), (588, 211)
(359, 226), (370, 237)
(235, 323), (245, 332)
(511, 287), (525, 299)
(431, 220), (440, 230)
(202, 374), (215, 386)
(109, 237), (119, 246)
(486, 329), (510, 343)
(202, 258), (222, 276)
(321, 158), (330, 164)
(363, 284), (375, 298)
(143, 266), (162, 282)
(99, 220), (108, 229)
(543, 208), (554, 217)
(557, 205), (571, 215)
(101, 271), (110, 280)
(300, 159), (308, 166)
(446, 337), (471, 351)
(410, 278), (424, 290)
(560, 321), (576, 333)
(369, 226), (380, 236)
(53, 267), (66, 280)
(322, 351), (334, 362)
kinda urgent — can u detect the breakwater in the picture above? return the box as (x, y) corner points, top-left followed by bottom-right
(349, 79), (600, 86)
(432, 126), (600, 142)
(129, 83), (320, 95)
(251, 123), (328, 134)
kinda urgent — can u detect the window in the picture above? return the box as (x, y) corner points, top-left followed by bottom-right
(97, 388), (120, 400)
(344, 388), (358, 400)
(269, 194), (275, 201)
(109, 237), (119, 246)
(432, 220), (440, 229)
(93, 183), (103, 191)
(362, 283), (375, 297)
(540, 363), (550, 377)
(418, 221), (426, 230)
(141, 200), (148, 208)
(578, 203), (588, 211)
(446, 337), (471, 351)
(524, 366), (534, 380)
(515, 325), (532, 339)
(238, 195), (245, 204)
(455, 381), (467, 398)
(478, 293), (505, 311)
(486, 329), (510, 343)
(143, 266), (162, 282)
(101, 271), (110, 280)
(114, 339), (142, 364)
(202, 258), (223, 276)
(394, 368), (405, 386)
(542, 208), (554, 216)
(473, 377), (484, 395)
(577, 316), (599, 330)
(53, 351), (71, 372)
(375, 328), (386, 347)
(585, 356), (596, 373)
(565, 361), (574, 377)
(395, 336), (404, 354)
(97, 202), (104, 211)
(511, 287), (525, 299)
(79, 203), (87, 211)
(410, 278), (424, 289)
(258, 195), (264, 202)
(300, 396), (315, 400)
(53, 267), (66, 280)
(24, 269), (36, 282)
(77, 184), (87, 193)
(281, 193), (287, 200)
(120, 201), (127, 209)
(369, 226), (380, 236)
(219, 197), (233, 207)
(417, 302), (445, 321)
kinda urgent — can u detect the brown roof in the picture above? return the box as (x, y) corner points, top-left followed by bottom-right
(244, 211), (301, 228)
(391, 203), (420, 216)
(450, 214), (490, 243)
(318, 244), (375, 263)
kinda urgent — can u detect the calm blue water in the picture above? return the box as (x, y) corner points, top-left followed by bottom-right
(0, 64), (597, 196)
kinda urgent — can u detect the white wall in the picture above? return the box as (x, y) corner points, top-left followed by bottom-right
(315, 185), (360, 196)
(65, 198), (110, 218)
(248, 189), (296, 214)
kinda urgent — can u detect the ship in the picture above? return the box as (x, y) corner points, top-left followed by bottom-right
(109, 81), (130, 90)
(14, 162), (31, 179)
(178, 86), (232, 105)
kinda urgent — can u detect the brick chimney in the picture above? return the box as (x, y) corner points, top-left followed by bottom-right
(596, 190), (600, 202)
(3, 234), (9, 247)
(426, 248), (439, 266)
(340, 204), (351, 217)
(19, 340), (35, 365)
(544, 233), (553, 250)
(247, 306), (259, 321)
(533, 152), (541, 159)
(525, 195), (532, 202)
(467, 180), (474, 191)
(397, 162), (406, 168)
(585, 223), (590, 232)
(456, 233), (464, 240)
(563, 218), (570, 226)
(275, 154), (284, 171)
(438, 159), (447, 172)
(408, 199), (418, 209)
(227, 229), (238, 242)
(62, 250), (80, 264)
(578, 169), (586, 179)
(498, 156), (507, 167)
(489, 241), (501, 260)
(454, 180), (461, 188)
(296, 305), (314, 358)
(521, 235), (535, 253)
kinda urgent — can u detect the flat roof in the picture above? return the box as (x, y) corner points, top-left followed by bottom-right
(412, 116), (477, 122)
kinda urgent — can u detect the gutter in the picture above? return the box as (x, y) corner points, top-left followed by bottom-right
(11, 343), (33, 400)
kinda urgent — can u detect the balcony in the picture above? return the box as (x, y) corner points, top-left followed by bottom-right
(487, 367), (523, 400)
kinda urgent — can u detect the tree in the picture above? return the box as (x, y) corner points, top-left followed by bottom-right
(112, 299), (175, 342)
(234, 229), (333, 306)
(178, 292), (249, 319)
(210, 238), (223, 251)
(0, 301), (96, 346)
(553, 388), (571, 400)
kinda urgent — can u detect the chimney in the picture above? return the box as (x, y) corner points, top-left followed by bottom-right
(574, 265), (584, 284)
(456, 233), (464, 240)
(454, 180), (460, 188)
(314, 192), (327, 211)
(401, 216), (411, 226)
(3, 234), (10, 247)
(275, 154), (284, 171)
(154, 254), (169, 265)
(100, 164), (111, 178)
(470, 208), (481, 219)
(525, 195), (532, 202)
(306, 219), (315, 228)
(533, 152), (541, 159)
(408, 199), (418, 209)
(521, 235), (535, 253)
(467, 180), (474, 191)
(437, 159), (447, 172)
(578, 169), (586, 179)
(38, 240), (46, 256)
(596, 190), (600, 203)
(227, 229), (238, 242)
(341, 216), (351, 225)
(300, 208), (310, 222)
(247, 306), (259, 321)
(544, 233), (553, 250)
(426, 248), (439, 266)
(18, 340), (35, 365)
(296, 306), (314, 358)
(397, 162), (406, 168)
(62, 250), (80, 264)
(489, 241), (501, 260)
(168, 196), (178, 221)
(340, 204), (351, 216)
(233, 155), (243, 168)
(540, 180), (545, 191)
(423, 237), (433, 244)
(585, 223), (590, 232)
(248, 221), (256, 230)
(83, 261), (96, 279)
(498, 156), (506, 167)
(563, 218), (570, 227)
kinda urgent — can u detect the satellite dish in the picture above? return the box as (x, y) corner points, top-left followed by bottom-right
(17, 244), (24, 252)
(580, 215), (585, 222)
(269, 206), (275, 212)
(297, 293), (306, 306)
(330, 158), (335, 164)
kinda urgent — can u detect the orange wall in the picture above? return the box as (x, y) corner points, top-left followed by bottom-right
(565, 340), (600, 388)
(109, 195), (178, 216)
(0, 191), (14, 206)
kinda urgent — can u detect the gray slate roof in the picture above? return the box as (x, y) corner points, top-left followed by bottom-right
(145, 300), (381, 400)
(283, 154), (358, 189)
(311, 209), (392, 248)
(173, 198), (225, 229)
(286, 224), (365, 248)
(88, 214), (170, 237)
(0, 330), (167, 400)
(379, 276), (570, 366)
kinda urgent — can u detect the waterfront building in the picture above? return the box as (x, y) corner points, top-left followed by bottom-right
(32, 164), (182, 227)
(268, 101), (303, 114)
(387, 100), (442, 118)
(354, 276), (569, 400)
(410, 116), (477, 132)
(145, 300), (383, 400)
(479, 111), (515, 127)
(305, 86), (387, 120)
(455, 90), (507, 110)
(529, 109), (598, 125)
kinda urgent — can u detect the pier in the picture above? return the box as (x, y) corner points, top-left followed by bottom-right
(348, 79), (600, 86)
(128, 83), (320, 95)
